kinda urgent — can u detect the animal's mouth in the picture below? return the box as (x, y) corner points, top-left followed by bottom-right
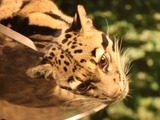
(100, 82), (129, 104)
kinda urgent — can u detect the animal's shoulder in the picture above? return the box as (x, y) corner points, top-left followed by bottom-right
(0, 0), (73, 52)
(0, 0), (72, 28)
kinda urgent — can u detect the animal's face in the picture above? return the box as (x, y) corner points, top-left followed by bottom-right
(26, 5), (129, 104)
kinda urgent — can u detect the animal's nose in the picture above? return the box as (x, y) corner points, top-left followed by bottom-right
(111, 88), (122, 99)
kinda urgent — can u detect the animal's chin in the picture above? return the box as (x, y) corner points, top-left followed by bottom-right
(99, 95), (121, 104)
(100, 86), (129, 104)
(100, 96), (122, 105)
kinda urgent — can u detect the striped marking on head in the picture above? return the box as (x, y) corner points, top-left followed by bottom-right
(101, 33), (109, 49)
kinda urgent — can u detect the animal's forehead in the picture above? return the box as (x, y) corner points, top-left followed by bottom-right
(61, 31), (112, 52)
(48, 31), (115, 68)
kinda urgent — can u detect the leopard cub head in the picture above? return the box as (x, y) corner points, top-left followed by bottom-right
(26, 5), (129, 105)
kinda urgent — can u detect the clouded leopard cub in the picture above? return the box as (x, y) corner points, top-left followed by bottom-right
(0, 0), (129, 110)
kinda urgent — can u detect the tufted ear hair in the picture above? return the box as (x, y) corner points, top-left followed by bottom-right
(70, 5), (93, 32)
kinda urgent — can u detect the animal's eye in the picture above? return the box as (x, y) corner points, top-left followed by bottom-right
(76, 82), (92, 94)
(99, 54), (109, 73)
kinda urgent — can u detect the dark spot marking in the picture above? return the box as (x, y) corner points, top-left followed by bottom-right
(58, 60), (61, 65)
(47, 56), (52, 60)
(61, 51), (64, 54)
(79, 43), (82, 46)
(65, 49), (71, 55)
(64, 67), (67, 72)
(60, 86), (72, 91)
(60, 55), (64, 58)
(80, 59), (86, 63)
(71, 45), (77, 49)
(65, 28), (71, 33)
(72, 67), (77, 72)
(82, 74), (87, 77)
(72, 41), (76, 44)
(75, 76), (83, 82)
(101, 33), (109, 49)
(64, 61), (70, 66)
(67, 76), (74, 83)
(72, 68), (75, 72)
(35, 44), (45, 48)
(62, 39), (68, 44)
(112, 40), (116, 52)
(74, 49), (83, 54)
(91, 48), (97, 57)
(73, 37), (77, 40)
(65, 49), (69, 52)
(56, 66), (59, 69)
(55, 58), (58, 64)
(65, 34), (72, 38)
(50, 52), (55, 57)
(118, 72), (122, 82)
(67, 41), (72, 46)
(95, 96), (99, 98)
(52, 47), (56, 51)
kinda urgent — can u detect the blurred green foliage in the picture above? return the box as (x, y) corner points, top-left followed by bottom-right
(55, 0), (160, 120)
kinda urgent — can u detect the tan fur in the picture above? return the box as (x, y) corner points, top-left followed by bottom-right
(18, 0), (72, 23)
(0, 0), (129, 111)
(0, 0), (22, 20)
(26, 4), (129, 105)
(27, 12), (70, 29)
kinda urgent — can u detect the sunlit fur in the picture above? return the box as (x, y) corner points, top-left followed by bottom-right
(46, 38), (130, 111)
(25, 5), (129, 108)
(114, 39), (129, 100)
(0, 0), (130, 110)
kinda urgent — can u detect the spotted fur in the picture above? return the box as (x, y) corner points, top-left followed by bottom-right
(0, 0), (129, 109)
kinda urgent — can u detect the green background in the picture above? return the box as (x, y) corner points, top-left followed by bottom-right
(55, 0), (160, 120)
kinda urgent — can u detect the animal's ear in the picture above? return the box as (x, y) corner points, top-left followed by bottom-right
(26, 64), (53, 79)
(70, 5), (93, 32)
